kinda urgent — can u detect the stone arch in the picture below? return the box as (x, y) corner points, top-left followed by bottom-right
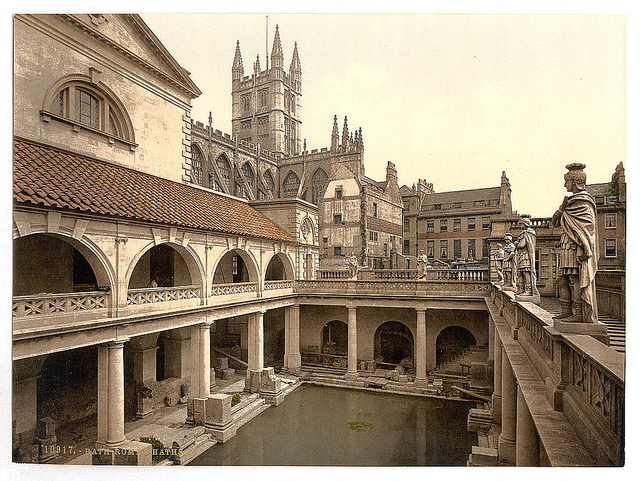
(374, 321), (415, 366)
(264, 252), (295, 281)
(321, 320), (348, 356)
(126, 241), (205, 290)
(311, 167), (328, 205)
(300, 215), (316, 245)
(211, 248), (260, 284)
(13, 232), (114, 295)
(282, 170), (300, 198)
(435, 326), (477, 367)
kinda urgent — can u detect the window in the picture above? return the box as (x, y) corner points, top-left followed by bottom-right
(369, 231), (378, 241)
(403, 240), (410, 255)
(468, 217), (476, 231)
(433, 204), (442, 210)
(606, 195), (618, 205)
(468, 239), (476, 259)
(191, 147), (203, 185)
(47, 79), (134, 142)
(373, 202), (378, 218)
(482, 239), (490, 258)
(426, 220), (434, 233)
(241, 162), (255, 194)
(440, 219), (448, 232)
(242, 95), (251, 111)
(605, 239), (617, 258)
(322, 237), (328, 255)
(334, 214), (343, 224)
(404, 218), (410, 232)
(383, 243), (388, 257)
(605, 213), (617, 229)
(482, 216), (491, 230)
(453, 218), (461, 232)
(283, 171), (301, 198)
(453, 239), (462, 259)
(595, 196), (605, 205)
(474, 200), (485, 207)
(334, 246), (342, 256)
(291, 94), (296, 114)
(427, 240), (435, 258)
(440, 240), (448, 259)
(336, 186), (343, 199)
(311, 168), (328, 205)
(452, 202), (462, 209)
(259, 89), (268, 107)
(216, 155), (231, 190)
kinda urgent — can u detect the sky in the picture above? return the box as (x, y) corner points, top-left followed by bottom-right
(142, 12), (627, 217)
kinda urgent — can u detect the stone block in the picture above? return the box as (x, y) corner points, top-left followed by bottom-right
(165, 392), (179, 406)
(366, 360), (376, 371)
(187, 397), (207, 425)
(204, 394), (236, 443)
(470, 446), (498, 466)
(398, 375), (408, 383)
(91, 448), (115, 465)
(218, 368), (235, 380)
(113, 441), (152, 466)
(215, 357), (229, 370)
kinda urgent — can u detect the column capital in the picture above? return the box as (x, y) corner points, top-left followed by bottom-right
(106, 338), (129, 348)
(345, 301), (358, 310)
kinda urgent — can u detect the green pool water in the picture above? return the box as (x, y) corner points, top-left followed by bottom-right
(190, 384), (477, 466)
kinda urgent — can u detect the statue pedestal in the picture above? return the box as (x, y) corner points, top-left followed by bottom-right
(514, 293), (540, 304)
(553, 320), (610, 345)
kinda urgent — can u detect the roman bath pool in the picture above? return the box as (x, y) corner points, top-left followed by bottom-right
(190, 384), (477, 466)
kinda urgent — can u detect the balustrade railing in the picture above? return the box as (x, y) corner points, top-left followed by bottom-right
(210, 282), (258, 297)
(318, 270), (352, 280)
(127, 285), (201, 305)
(13, 291), (110, 319)
(264, 280), (293, 290)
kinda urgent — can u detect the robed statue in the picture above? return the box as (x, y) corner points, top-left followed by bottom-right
(515, 214), (540, 299)
(551, 163), (598, 323)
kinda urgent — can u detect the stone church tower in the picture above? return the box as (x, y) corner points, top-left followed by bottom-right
(231, 25), (302, 157)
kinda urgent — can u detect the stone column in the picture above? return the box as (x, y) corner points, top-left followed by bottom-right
(498, 348), (517, 465)
(414, 308), (427, 387)
(488, 318), (495, 383)
(346, 305), (358, 381)
(516, 386), (540, 466)
(97, 340), (128, 448)
(247, 313), (257, 380)
(492, 327), (502, 423)
(190, 323), (211, 398)
(284, 304), (301, 371)
(256, 310), (264, 371)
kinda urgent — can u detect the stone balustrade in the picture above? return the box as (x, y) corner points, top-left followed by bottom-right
(13, 291), (111, 329)
(263, 280), (294, 291)
(488, 283), (624, 466)
(210, 282), (258, 297)
(127, 285), (201, 305)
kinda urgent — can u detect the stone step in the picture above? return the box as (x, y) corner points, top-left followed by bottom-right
(232, 397), (268, 430)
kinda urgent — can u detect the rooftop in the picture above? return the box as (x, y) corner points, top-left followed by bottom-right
(13, 137), (295, 243)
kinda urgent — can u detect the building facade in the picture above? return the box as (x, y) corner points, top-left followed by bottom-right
(403, 171), (514, 265)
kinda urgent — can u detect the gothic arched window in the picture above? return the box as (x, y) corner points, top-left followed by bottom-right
(282, 170), (300, 198)
(263, 169), (275, 195)
(191, 145), (204, 185)
(216, 154), (231, 190)
(311, 168), (328, 205)
(241, 162), (255, 194)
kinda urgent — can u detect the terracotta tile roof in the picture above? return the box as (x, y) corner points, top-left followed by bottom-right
(13, 138), (295, 243)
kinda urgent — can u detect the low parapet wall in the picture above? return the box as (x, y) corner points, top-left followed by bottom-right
(488, 284), (624, 466)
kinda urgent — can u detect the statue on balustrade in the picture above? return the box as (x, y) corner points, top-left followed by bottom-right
(515, 214), (540, 301)
(346, 254), (359, 279)
(417, 250), (428, 279)
(502, 233), (517, 291)
(493, 243), (505, 285)
(551, 163), (598, 323)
